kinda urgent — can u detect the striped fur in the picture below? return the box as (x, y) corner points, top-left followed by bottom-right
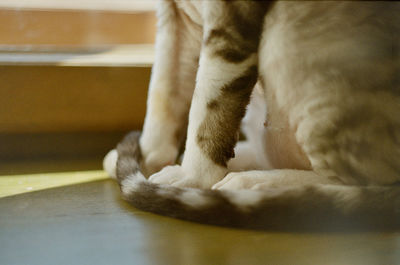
(103, 1), (400, 231)
(110, 132), (400, 231)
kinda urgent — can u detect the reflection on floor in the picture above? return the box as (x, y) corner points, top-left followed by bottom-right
(1, 177), (400, 265)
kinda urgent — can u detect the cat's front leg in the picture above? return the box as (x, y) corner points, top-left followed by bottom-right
(149, 2), (269, 188)
(150, 59), (258, 188)
(139, 1), (202, 176)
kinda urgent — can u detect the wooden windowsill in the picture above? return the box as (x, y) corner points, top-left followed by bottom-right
(0, 4), (157, 162)
(0, 0), (157, 12)
(0, 45), (154, 67)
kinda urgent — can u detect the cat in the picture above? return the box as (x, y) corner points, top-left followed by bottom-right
(104, 0), (400, 230)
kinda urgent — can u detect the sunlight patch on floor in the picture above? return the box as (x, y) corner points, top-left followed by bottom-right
(0, 170), (109, 198)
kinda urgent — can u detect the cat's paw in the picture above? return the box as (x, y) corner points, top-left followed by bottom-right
(212, 172), (267, 190)
(148, 165), (217, 189)
(148, 165), (184, 185)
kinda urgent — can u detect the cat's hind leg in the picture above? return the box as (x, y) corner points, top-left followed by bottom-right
(212, 169), (342, 190)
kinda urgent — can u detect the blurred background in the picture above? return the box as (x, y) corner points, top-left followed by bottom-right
(0, 0), (157, 174)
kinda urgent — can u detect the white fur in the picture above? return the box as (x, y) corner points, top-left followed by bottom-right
(179, 189), (212, 208)
(156, 187), (178, 198)
(103, 149), (118, 179)
(224, 190), (265, 211)
(213, 170), (341, 191)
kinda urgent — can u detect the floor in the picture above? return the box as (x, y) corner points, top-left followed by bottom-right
(1, 162), (400, 265)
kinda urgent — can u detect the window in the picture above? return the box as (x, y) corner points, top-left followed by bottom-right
(0, 0), (158, 172)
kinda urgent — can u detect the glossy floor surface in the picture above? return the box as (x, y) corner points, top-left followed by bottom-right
(1, 177), (400, 265)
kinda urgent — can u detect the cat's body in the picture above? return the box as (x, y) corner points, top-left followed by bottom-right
(104, 0), (400, 230)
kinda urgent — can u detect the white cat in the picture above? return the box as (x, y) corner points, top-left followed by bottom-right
(104, 1), (400, 230)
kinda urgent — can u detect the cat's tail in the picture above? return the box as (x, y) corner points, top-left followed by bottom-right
(104, 131), (400, 231)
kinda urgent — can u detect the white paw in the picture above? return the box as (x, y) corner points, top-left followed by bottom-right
(103, 149), (118, 179)
(148, 165), (216, 189)
(148, 165), (185, 185)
